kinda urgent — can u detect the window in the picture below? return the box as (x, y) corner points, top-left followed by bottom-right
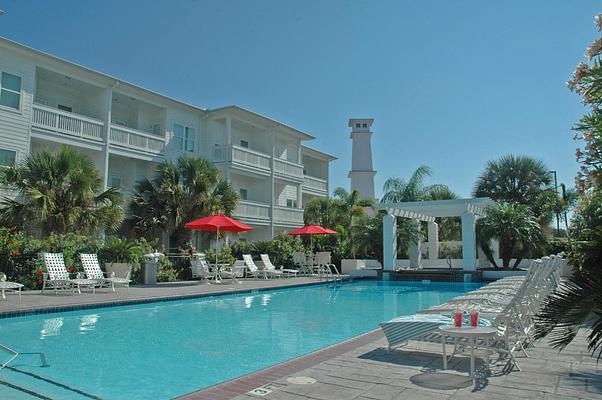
(152, 123), (162, 136)
(240, 140), (249, 148)
(239, 188), (248, 200)
(355, 123), (361, 128)
(286, 199), (297, 208)
(57, 104), (72, 113)
(174, 123), (195, 152)
(0, 149), (16, 166)
(362, 123), (368, 128)
(0, 72), (21, 110)
(110, 176), (122, 188)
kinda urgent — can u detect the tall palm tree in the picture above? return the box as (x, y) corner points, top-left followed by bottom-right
(129, 156), (238, 249)
(477, 202), (546, 268)
(381, 166), (456, 203)
(0, 146), (123, 237)
(473, 154), (554, 224)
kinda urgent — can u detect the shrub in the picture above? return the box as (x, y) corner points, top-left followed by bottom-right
(156, 257), (178, 283)
(231, 234), (305, 268)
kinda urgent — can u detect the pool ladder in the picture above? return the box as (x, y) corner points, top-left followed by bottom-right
(0, 342), (18, 369)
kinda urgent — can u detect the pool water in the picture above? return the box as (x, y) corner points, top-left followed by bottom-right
(0, 280), (480, 399)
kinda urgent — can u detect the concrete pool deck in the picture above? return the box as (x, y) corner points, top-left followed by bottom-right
(0, 277), (341, 317)
(212, 330), (600, 400)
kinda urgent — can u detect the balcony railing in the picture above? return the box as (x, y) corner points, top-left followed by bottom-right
(303, 175), (328, 192)
(273, 206), (304, 224)
(213, 145), (271, 171)
(32, 104), (104, 141)
(233, 200), (271, 220)
(274, 158), (304, 180)
(109, 125), (165, 154)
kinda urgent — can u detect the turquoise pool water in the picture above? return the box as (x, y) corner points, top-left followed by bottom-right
(0, 280), (480, 399)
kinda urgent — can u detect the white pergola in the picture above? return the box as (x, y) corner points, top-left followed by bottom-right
(377, 198), (495, 272)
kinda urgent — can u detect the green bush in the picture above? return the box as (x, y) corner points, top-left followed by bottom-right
(156, 257), (178, 283)
(231, 234), (305, 268)
(205, 246), (236, 266)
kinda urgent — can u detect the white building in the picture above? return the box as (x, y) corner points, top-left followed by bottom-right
(0, 37), (336, 241)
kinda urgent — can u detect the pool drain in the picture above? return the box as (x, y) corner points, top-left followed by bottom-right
(286, 376), (317, 385)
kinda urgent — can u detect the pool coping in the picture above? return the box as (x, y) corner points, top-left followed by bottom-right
(0, 279), (348, 319)
(174, 328), (385, 400)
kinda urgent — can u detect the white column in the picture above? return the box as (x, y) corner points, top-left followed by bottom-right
(461, 210), (477, 271)
(269, 127), (276, 239)
(409, 219), (422, 268)
(427, 221), (439, 260)
(225, 116), (232, 146)
(383, 214), (397, 271)
(102, 87), (113, 189)
(297, 183), (302, 208)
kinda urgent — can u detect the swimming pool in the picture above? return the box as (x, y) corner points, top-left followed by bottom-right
(0, 280), (480, 399)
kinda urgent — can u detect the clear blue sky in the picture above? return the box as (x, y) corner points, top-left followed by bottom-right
(0, 0), (598, 198)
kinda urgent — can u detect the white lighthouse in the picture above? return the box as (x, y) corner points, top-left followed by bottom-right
(348, 118), (376, 201)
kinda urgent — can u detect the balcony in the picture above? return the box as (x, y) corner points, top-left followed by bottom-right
(233, 200), (271, 223)
(303, 175), (328, 195)
(273, 158), (304, 182)
(213, 145), (271, 174)
(273, 206), (304, 225)
(109, 125), (165, 155)
(32, 104), (104, 142)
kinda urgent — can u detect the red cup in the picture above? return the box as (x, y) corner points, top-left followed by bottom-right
(453, 311), (463, 327)
(470, 310), (479, 327)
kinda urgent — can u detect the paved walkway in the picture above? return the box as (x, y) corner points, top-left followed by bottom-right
(0, 277), (333, 316)
(210, 331), (601, 400)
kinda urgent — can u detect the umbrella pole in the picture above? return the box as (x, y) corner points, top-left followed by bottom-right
(216, 226), (220, 270)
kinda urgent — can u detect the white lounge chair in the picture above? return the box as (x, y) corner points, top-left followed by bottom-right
(79, 253), (131, 291)
(41, 253), (96, 294)
(242, 255), (267, 279)
(260, 254), (298, 278)
(256, 256), (283, 279)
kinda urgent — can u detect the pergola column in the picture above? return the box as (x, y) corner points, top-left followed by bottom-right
(427, 221), (439, 260)
(461, 210), (476, 271)
(409, 219), (422, 268)
(383, 213), (397, 271)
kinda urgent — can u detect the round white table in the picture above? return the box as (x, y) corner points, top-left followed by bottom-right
(438, 325), (497, 377)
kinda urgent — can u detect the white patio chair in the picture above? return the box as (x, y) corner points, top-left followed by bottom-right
(79, 253), (131, 292)
(243, 255), (267, 279)
(260, 254), (298, 278)
(256, 256), (283, 279)
(41, 253), (96, 294)
(314, 252), (339, 276)
(293, 252), (313, 276)
(190, 253), (217, 283)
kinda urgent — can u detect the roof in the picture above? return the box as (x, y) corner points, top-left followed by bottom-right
(376, 198), (495, 222)
(207, 105), (315, 141)
(301, 145), (337, 161)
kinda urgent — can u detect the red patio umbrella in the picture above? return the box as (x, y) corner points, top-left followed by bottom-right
(185, 214), (252, 268)
(287, 224), (337, 251)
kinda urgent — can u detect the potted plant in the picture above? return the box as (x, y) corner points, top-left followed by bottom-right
(101, 237), (143, 280)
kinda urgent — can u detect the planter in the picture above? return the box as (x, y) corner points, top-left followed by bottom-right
(481, 269), (527, 281)
(105, 262), (131, 280)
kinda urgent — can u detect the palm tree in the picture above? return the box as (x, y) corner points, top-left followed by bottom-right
(381, 166), (456, 203)
(473, 155), (554, 224)
(0, 146), (123, 237)
(129, 156), (238, 249)
(333, 187), (373, 225)
(477, 202), (546, 268)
